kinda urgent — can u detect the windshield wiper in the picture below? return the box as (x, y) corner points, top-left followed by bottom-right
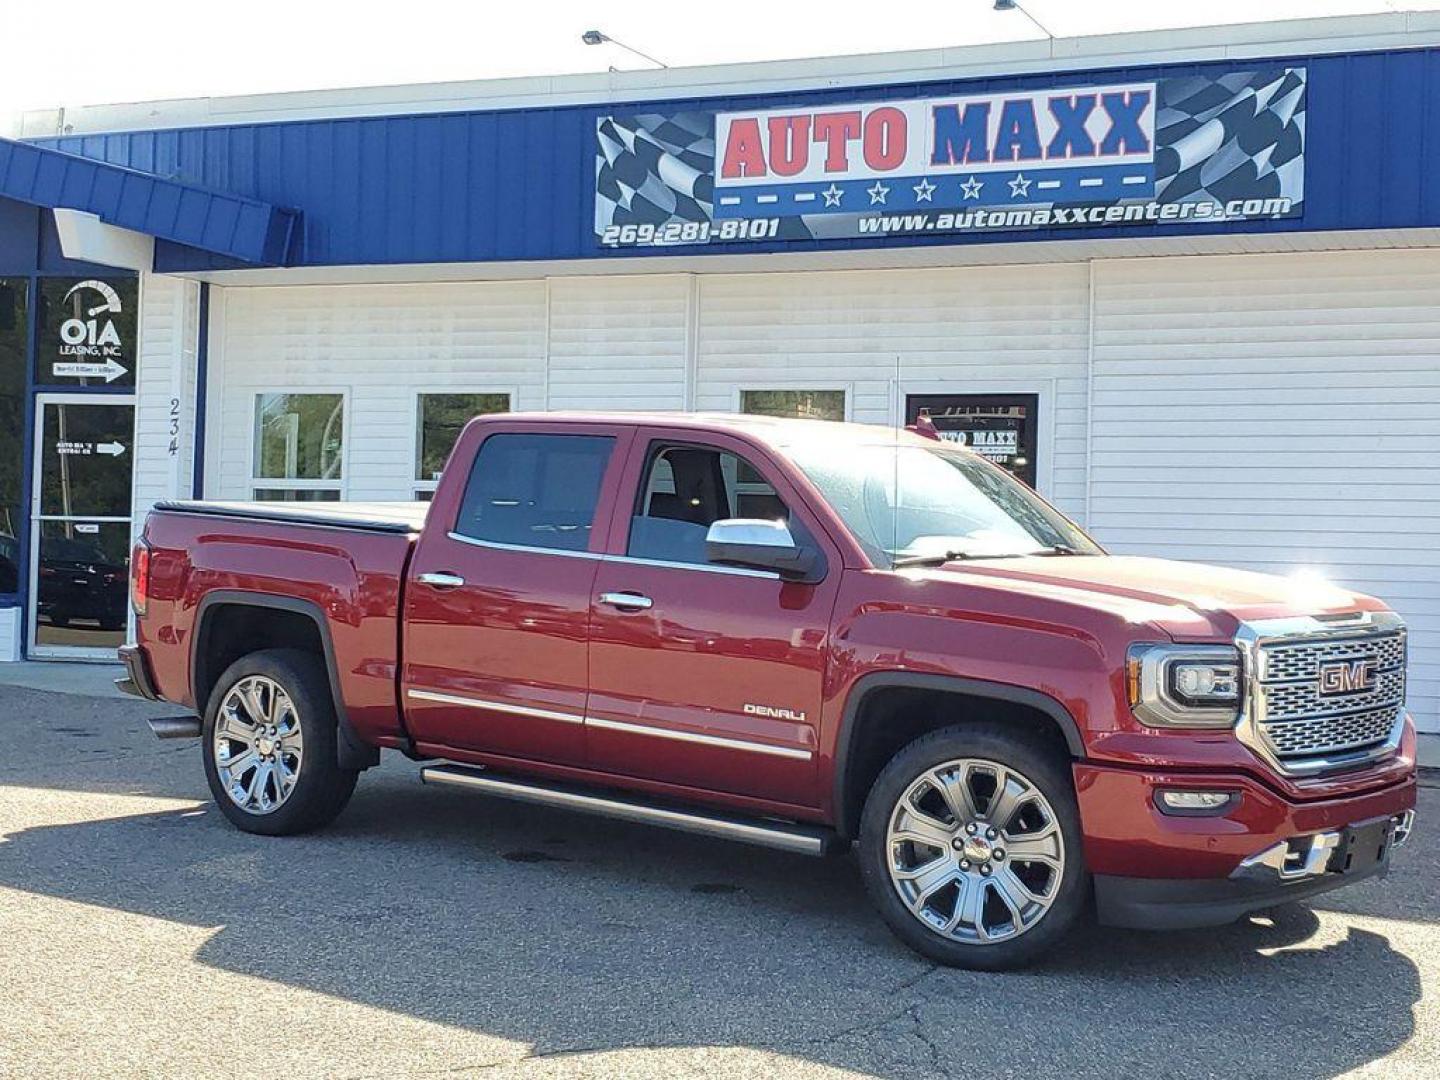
(1031, 544), (1089, 556)
(892, 550), (1024, 568)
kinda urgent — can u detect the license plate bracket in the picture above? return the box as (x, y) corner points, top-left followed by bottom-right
(1327, 814), (1394, 876)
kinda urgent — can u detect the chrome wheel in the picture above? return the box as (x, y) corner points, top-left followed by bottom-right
(886, 757), (1065, 946)
(213, 675), (305, 815)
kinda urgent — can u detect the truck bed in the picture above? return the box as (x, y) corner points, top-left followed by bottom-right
(140, 499), (422, 743)
(153, 499), (426, 534)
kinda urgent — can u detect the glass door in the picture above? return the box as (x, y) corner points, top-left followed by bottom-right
(28, 394), (135, 659)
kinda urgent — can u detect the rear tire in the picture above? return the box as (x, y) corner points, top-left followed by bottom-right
(858, 723), (1087, 971)
(202, 648), (358, 836)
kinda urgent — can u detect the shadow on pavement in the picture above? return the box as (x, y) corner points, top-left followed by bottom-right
(0, 749), (1426, 1080)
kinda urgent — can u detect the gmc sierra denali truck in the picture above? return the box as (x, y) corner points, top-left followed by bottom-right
(120, 413), (1418, 969)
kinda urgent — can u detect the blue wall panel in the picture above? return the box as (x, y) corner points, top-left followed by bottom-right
(32, 46), (1440, 270)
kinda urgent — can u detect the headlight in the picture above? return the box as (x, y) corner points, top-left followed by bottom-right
(1127, 643), (1242, 728)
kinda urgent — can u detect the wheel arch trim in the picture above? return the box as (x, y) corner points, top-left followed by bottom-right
(191, 590), (381, 769)
(831, 671), (1086, 838)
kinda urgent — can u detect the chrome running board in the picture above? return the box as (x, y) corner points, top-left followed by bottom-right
(147, 716), (203, 740)
(420, 763), (842, 857)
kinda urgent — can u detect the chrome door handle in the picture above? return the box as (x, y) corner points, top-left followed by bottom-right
(417, 571), (466, 589)
(599, 591), (653, 611)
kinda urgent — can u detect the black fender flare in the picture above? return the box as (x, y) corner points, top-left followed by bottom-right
(192, 590), (382, 770)
(831, 671), (1085, 838)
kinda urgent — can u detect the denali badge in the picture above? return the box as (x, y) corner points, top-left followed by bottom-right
(744, 703), (808, 723)
(1318, 659), (1378, 696)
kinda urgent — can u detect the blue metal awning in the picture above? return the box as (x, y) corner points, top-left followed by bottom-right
(0, 136), (297, 266)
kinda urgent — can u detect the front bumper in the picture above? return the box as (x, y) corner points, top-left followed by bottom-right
(1095, 810), (1415, 929)
(1076, 759), (1417, 930)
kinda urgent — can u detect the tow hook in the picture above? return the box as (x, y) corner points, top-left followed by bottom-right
(147, 716), (202, 740)
(1232, 831), (1343, 883)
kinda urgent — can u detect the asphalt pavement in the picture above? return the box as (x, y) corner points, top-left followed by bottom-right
(0, 684), (1436, 1079)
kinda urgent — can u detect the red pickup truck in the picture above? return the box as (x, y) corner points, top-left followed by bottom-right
(120, 412), (1418, 969)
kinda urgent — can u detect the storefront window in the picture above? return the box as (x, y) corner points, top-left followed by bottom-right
(741, 389), (847, 422)
(253, 393), (345, 500)
(35, 277), (138, 389)
(0, 279), (25, 596)
(905, 393), (1039, 488)
(415, 392), (510, 499)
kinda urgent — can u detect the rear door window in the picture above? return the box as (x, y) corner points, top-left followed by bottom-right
(454, 433), (615, 552)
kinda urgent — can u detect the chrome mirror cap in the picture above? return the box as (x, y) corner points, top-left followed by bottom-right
(704, 518), (796, 548)
(705, 518), (822, 582)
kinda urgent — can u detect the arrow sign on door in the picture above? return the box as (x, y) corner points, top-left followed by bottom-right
(56, 441), (127, 457)
(52, 358), (129, 384)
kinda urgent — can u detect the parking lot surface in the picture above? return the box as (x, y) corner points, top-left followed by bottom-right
(1, 686), (1436, 1079)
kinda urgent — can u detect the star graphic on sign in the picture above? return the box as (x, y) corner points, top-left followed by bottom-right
(960, 175), (984, 200)
(912, 177), (937, 202)
(1008, 173), (1032, 199)
(821, 183), (844, 207)
(867, 181), (890, 205)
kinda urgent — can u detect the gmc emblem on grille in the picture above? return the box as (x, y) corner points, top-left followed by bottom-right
(1318, 659), (1378, 696)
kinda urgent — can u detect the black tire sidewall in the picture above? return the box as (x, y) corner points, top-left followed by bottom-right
(201, 648), (357, 836)
(858, 724), (1087, 970)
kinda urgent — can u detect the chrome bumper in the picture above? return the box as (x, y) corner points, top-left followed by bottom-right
(1231, 810), (1414, 885)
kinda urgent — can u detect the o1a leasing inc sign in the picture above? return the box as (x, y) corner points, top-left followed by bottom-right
(47, 279), (136, 386)
(595, 68), (1305, 247)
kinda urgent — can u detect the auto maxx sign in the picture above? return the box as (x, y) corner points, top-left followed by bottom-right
(595, 67), (1306, 247)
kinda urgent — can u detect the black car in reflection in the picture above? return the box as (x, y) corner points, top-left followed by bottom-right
(0, 533), (17, 594)
(37, 534), (128, 632)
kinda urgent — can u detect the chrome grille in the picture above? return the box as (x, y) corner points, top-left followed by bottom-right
(1252, 624), (1406, 768)
(1262, 666), (1405, 720)
(1261, 632), (1406, 682)
(1262, 706), (1402, 758)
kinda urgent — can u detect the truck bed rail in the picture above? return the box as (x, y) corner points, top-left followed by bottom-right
(153, 499), (425, 534)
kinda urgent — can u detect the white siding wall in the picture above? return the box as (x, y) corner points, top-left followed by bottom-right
(132, 273), (201, 534)
(203, 252), (1439, 734)
(0, 607), (19, 662)
(696, 265), (1091, 516)
(209, 282), (548, 501)
(548, 275), (691, 411)
(1089, 251), (1440, 736)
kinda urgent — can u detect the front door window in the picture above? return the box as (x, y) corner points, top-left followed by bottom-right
(30, 396), (135, 657)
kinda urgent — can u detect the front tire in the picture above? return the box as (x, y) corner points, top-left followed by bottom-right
(858, 724), (1087, 970)
(202, 648), (358, 836)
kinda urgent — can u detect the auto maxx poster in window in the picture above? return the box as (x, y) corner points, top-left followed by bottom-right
(595, 68), (1304, 247)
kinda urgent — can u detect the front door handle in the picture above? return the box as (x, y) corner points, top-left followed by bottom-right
(599, 591), (653, 611)
(417, 571), (466, 589)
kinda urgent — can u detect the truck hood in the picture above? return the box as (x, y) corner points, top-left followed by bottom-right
(923, 555), (1381, 641)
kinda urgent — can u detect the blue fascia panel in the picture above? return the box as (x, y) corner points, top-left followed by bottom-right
(27, 44), (1440, 269)
(0, 136), (299, 266)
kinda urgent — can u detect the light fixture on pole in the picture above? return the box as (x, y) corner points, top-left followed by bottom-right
(581, 30), (669, 69)
(993, 0), (1055, 53)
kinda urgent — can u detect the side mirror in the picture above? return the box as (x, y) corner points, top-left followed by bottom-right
(705, 518), (820, 582)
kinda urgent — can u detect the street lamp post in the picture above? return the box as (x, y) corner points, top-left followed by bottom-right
(581, 30), (668, 70)
(993, 0), (1055, 56)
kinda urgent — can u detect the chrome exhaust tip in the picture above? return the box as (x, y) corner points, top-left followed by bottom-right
(146, 716), (202, 740)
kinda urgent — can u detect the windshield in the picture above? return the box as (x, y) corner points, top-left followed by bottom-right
(780, 440), (1102, 567)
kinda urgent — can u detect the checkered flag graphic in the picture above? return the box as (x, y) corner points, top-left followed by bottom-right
(1155, 68), (1305, 209)
(595, 113), (715, 233)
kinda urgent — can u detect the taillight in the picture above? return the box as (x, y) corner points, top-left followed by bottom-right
(130, 540), (151, 617)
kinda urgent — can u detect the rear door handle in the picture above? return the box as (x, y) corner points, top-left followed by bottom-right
(599, 591), (653, 611)
(417, 571), (466, 589)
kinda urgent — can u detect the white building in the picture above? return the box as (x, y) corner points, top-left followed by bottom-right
(0, 13), (1436, 746)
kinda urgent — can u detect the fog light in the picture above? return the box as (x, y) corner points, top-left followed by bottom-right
(1155, 789), (1238, 816)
